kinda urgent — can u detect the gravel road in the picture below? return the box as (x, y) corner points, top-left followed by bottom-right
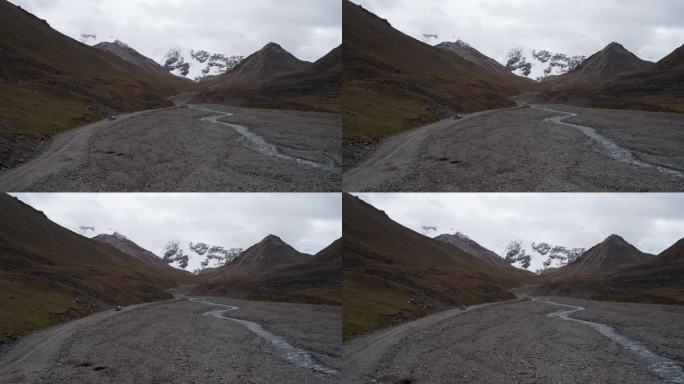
(344, 297), (684, 384)
(0, 104), (341, 192)
(0, 297), (341, 384)
(343, 104), (684, 191)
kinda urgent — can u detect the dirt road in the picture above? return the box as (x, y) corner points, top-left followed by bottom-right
(344, 297), (684, 384)
(0, 297), (341, 384)
(343, 105), (684, 191)
(0, 104), (341, 191)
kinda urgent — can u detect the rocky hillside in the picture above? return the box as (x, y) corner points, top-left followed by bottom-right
(436, 40), (512, 76)
(94, 40), (168, 75)
(433, 232), (508, 267)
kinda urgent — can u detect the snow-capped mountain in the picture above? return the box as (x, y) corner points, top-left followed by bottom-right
(155, 240), (242, 274)
(76, 225), (240, 274)
(158, 48), (243, 81)
(496, 240), (585, 273)
(503, 48), (585, 81)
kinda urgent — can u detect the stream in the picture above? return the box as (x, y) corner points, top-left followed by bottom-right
(188, 297), (339, 376)
(533, 297), (684, 384)
(533, 105), (684, 179)
(188, 105), (339, 173)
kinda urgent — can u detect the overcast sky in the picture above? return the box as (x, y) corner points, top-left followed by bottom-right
(354, 193), (684, 255)
(11, 193), (341, 255)
(10, 0), (341, 61)
(354, 0), (684, 62)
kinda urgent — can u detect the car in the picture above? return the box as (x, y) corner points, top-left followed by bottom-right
(454, 114), (463, 120)
(108, 115), (117, 121)
(115, 305), (122, 311)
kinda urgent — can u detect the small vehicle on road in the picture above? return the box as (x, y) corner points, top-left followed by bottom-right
(108, 115), (117, 121)
(454, 113), (463, 120)
(115, 305), (122, 311)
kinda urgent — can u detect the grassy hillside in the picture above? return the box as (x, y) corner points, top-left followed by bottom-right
(342, 0), (532, 142)
(343, 194), (535, 340)
(0, 1), (188, 152)
(0, 194), (189, 340)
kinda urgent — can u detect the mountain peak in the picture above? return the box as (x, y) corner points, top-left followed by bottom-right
(604, 42), (626, 51)
(262, 42), (286, 52)
(261, 234), (285, 244)
(603, 234), (626, 243)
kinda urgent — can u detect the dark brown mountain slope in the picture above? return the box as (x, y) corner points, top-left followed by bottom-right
(214, 234), (310, 276)
(554, 43), (653, 84)
(434, 232), (509, 267)
(0, 1), (189, 167)
(436, 40), (516, 77)
(94, 40), (174, 76)
(192, 45), (341, 113)
(342, 0), (532, 143)
(208, 42), (311, 85)
(0, 194), (187, 340)
(537, 236), (683, 305)
(192, 238), (342, 305)
(553, 234), (654, 278)
(92, 232), (189, 275)
(537, 43), (684, 113)
(343, 193), (535, 340)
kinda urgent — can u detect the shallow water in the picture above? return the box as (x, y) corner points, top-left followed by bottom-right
(533, 298), (684, 384)
(189, 297), (339, 376)
(188, 105), (339, 172)
(533, 106), (684, 179)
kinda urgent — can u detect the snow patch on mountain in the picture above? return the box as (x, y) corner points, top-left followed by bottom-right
(157, 48), (243, 81)
(496, 240), (585, 273)
(154, 240), (242, 274)
(503, 48), (585, 81)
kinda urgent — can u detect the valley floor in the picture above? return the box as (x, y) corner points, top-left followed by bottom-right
(0, 297), (341, 384)
(343, 297), (684, 384)
(343, 104), (684, 191)
(0, 104), (341, 192)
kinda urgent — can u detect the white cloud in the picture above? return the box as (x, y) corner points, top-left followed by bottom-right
(10, 0), (341, 61)
(353, 0), (684, 62)
(11, 193), (341, 255)
(353, 193), (684, 255)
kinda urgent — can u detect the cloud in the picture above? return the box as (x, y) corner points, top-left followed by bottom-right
(353, 193), (684, 255)
(354, 0), (683, 62)
(11, 193), (341, 255)
(10, 0), (341, 61)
